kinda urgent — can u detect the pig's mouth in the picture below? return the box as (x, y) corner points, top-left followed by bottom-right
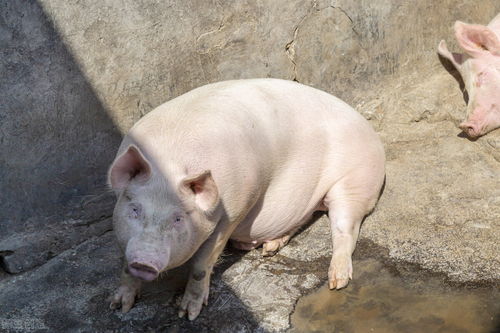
(128, 262), (159, 281)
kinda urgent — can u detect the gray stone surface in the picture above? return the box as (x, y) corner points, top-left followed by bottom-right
(1, 0), (499, 332)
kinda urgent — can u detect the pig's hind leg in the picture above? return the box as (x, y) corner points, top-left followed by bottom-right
(261, 228), (299, 257)
(324, 175), (381, 290)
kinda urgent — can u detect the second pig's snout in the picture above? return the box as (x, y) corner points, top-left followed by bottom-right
(459, 121), (480, 138)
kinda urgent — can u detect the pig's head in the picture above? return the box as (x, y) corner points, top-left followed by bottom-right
(108, 144), (221, 281)
(438, 19), (500, 138)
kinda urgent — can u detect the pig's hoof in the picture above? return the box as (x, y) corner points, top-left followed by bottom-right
(262, 234), (292, 257)
(328, 254), (352, 290)
(109, 285), (139, 313)
(178, 286), (209, 321)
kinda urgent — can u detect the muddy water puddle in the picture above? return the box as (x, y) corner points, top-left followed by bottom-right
(291, 258), (499, 333)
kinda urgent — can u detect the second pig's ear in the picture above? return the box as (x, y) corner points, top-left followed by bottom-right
(108, 145), (152, 190)
(454, 21), (500, 57)
(180, 170), (219, 213)
(437, 40), (466, 71)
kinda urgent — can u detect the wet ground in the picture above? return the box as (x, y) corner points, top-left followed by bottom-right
(291, 257), (500, 333)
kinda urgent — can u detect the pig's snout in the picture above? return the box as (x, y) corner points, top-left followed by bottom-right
(459, 121), (481, 138)
(128, 262), (159, 281)
(125, 237), (170, 281)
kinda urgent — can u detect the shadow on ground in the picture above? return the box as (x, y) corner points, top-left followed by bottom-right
(0, 232), (266, 333)
(0, 0), (121, 274)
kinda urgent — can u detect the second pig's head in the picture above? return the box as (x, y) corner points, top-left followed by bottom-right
(438, 16), (500, 138)
(108, 145), (220, 281)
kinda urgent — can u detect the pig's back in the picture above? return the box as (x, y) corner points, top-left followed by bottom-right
(127, 79), (384, 242)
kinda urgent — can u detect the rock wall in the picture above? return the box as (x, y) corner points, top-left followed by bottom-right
(1, 0), (499, 274)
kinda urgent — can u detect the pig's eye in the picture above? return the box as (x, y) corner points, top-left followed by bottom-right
(174, 216), (183, 224)
(128, 203), (142, 219)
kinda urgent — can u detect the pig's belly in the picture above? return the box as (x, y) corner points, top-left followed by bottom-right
(230, 187), (328, 245)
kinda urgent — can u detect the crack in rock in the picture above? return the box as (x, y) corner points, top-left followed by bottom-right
(285, 3), (359, 82)
(332, 5), (360, 37)
(0, 251), (14, 275)
(196, 18), (227, 55)
(285, 6), (315, 82)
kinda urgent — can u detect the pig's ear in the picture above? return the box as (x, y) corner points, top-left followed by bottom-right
(108, 145), (151, 190)
(488, 13), (500, 32)
(454, 21), (500, 57)
(180, 171), (219, 213)
(438, 40), (466, 70)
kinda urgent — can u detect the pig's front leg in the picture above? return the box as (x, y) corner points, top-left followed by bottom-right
(109, 262), (142, 313)
(178, 218), (237, 320)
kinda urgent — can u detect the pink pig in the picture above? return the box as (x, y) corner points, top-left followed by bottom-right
(438, 13), (500, 138)
(108, 79), (385, 320)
